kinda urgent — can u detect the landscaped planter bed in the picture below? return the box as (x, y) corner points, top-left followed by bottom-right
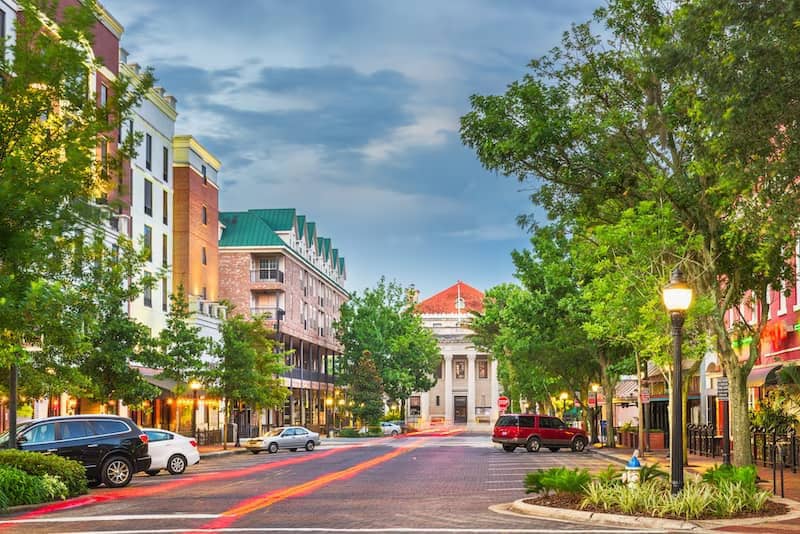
(524, 493), (789, 521)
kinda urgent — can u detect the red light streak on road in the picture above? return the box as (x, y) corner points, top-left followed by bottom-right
(196, 439), (424, 532)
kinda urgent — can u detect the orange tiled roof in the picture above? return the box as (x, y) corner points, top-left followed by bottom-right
(417, 281), (484, 314)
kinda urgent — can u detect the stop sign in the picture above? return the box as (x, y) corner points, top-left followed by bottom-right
(497, 396), (510, 410)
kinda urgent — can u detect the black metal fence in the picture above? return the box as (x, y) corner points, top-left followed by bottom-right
(195, 429), (223, 446)
(687, 424), (721, 458)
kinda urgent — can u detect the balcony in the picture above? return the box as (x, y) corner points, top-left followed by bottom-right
(282, 367), (334, 384)
(251, 307), (285, 321)
(250, 269), (284, 283)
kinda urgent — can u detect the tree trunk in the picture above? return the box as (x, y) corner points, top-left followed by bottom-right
(728, 364), (750, 466)
(636, 356), (645, 456)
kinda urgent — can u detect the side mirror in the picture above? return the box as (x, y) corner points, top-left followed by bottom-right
(16, 436), (27, 446)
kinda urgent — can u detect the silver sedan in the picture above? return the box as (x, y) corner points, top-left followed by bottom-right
(245, 426), (320, 454)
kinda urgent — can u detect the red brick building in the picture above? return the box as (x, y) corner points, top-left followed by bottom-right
(218, 209), (347, 432)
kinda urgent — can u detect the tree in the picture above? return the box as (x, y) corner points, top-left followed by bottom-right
(0, 0), (151, 403)
(349, 351), (385, 426)
(335, 278), (440, 410)
(155, 285), (208, 393)
(75, 234), (160, 406)
(207, 314), (289, 449)
(461, 0), (800, 465)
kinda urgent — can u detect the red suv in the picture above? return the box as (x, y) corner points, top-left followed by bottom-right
(492, 414), (588, 453)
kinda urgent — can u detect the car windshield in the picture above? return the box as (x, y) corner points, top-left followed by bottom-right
(0, 421), (32, 446)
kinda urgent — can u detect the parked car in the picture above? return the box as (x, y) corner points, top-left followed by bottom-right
(245, 426), (320, 454)
(492, 414), (588, 453)
(0, 415), (151, 488)
(141, 429), (200, 476)
(379, 422), (402, 436)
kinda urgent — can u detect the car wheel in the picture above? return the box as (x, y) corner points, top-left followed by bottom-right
(526, 436), (541, 453)
(101, 456), (133, 488)
(548, 447), (560, 452)
(145, 470), (160, 476)
(250, 450), (260, 455)
(572, 436), (588, 452)
(268, 442), (279, 454)
(167, 454), (187, 475)
(391, 430), (398, 436)
(502, 444), (516, 452)
(305, 440), (315, 452)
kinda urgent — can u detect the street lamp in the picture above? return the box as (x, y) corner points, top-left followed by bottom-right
(559, 392), (569, 419)
(325, 397), (333, 431)
(190, 380), (202, 442)
(663, 267), (693, 495)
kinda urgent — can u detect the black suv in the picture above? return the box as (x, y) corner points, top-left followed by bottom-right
(0, 415), (151, 488)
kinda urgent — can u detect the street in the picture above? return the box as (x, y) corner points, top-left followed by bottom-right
(0, 431), (667, 534)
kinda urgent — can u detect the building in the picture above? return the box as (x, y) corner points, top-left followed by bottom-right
(218, 209), (347, 434)
(121, 54), (177, 336)
(407, 281), (499, 428)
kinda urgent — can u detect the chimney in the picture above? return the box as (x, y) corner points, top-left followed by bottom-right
(165, 94), (177, 109)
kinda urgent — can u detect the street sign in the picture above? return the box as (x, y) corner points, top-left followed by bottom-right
(597, 393), (606, 406)
(717, 377), (729, 401)
(588, 393), (597, 408)
(640, 387), (650, 404)
(497, 396), (510, 410)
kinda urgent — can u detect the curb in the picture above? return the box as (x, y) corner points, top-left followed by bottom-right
(199, 447), (250, 459)
(498, 495), (800, 532)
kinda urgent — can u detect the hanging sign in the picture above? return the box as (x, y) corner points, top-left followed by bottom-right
(717, 377), (729, 401)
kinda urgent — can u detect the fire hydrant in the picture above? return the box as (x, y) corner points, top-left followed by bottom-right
(621, 449), (641, 488)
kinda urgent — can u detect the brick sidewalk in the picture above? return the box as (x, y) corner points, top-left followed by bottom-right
(593, 446), (800, 532)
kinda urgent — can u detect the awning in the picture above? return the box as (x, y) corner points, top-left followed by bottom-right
(614, 380), (638, 402)
(747, 364), (782, 388)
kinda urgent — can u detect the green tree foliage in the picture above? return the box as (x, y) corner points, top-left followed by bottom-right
(461, 0), (800, 465)
(335, 278), (440, 406)
(349, 351), (385, 425)
(0, 0), (151, 390)
(207, 314), (289, 443)
(75, 234), (160, 405)
(155, 285), (208, 393)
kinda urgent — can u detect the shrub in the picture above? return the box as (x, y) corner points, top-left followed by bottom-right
(525, 466), (591, 495)
(702, 464), (757, 490)
(0, 465), (47, 509)
(0, 449), (87, 497)
(338, 428), (361, 438)
(594, 465), (621, 484)
(39, 474), (69, 502)
(640, 462), (668, 483)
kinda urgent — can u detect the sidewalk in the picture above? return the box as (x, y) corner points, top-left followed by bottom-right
(592, 446), (800, 532)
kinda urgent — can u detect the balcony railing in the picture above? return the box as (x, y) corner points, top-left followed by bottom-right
(250, 269), (284, 283)
(282, 367), (334, 384)
(251, 307), (285, 320)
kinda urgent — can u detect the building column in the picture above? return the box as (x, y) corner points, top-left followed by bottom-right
(467, 353), (476, 426)
(490, 358), (500, 424)
(421, 391), (430, 429)
(444, 354), (454, 425)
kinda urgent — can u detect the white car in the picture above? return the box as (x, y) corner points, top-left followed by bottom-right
(141, 428), (200, 475)
(380, 422), (402, 436)
(245, 426), (320, 454)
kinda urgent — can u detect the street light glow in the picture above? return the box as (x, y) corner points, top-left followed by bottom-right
(662, 269), (693, 312)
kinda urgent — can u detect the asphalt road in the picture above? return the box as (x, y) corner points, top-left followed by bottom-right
(0, 431), (668, 534)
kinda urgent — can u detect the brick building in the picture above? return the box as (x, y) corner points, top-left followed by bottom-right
(218, 209), (347, 434)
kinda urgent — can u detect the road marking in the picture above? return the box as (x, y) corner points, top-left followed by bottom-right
(198, 440), (426, 530)
(55, 529), (662, 533)
(2, 514), (220, 524)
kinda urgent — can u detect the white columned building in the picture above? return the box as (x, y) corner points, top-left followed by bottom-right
(407, 281), (500, 429)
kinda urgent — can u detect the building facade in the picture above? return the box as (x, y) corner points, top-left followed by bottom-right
(407, 281), (499, 428)
(218, 209), (347, 434)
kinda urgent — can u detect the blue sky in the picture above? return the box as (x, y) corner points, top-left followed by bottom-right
(103, 0), (602, 299)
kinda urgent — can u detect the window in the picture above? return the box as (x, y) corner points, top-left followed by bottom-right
(143, 279), (152, 308)
(143, 225), (152, 262)
(409, 396), (421, 416)
(455, 360), (465, 379)
(202, 206), (208, 225)
(201, 246), (207, 265)
(435, 361), (442, 379)
(478, 360), (488, 379)
(162, 234), (168, 267)
(435, 395), (440, 407)
(162, 278), (168, 312)
(145, 430), (172, 442)
(779, 283), (787, 315)
(163, 190), (168, 224)
(519, 416), (535, 428)
(144, 180), (153, 216)
(201, 287), (207, 299)
(21, 423), (55, 444)
(91, 419), (128, 435)
(145, 133), (152, 170)
(61, 421), (93, 440)
(100, 140), (109, 178)
(202, 164), (207, 185)
(162, 146), (169, 182)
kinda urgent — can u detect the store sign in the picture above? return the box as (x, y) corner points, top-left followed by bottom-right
(717, 377), (729, 400)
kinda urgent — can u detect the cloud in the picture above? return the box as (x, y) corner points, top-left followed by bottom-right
(442, 223), (524, 242)
(359, 107), (459, 163)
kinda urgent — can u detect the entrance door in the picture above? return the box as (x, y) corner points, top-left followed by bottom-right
(454, 396), (467, 424)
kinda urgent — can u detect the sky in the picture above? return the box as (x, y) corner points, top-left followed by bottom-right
(103, 0), (602, 299)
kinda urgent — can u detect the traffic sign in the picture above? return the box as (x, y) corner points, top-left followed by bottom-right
(588, 393), (597, 408)
(640, 387), (650, 404)
(597, 393), (606, 406)
(717, 377), (729, 401)
(497, 396), (510, 410)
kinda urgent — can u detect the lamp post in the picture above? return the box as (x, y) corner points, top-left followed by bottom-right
(559, 392), (569, 419)
(662, 268), (693, 495)
(325, 397), (333, 433)
(190, 380), (202, 442)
